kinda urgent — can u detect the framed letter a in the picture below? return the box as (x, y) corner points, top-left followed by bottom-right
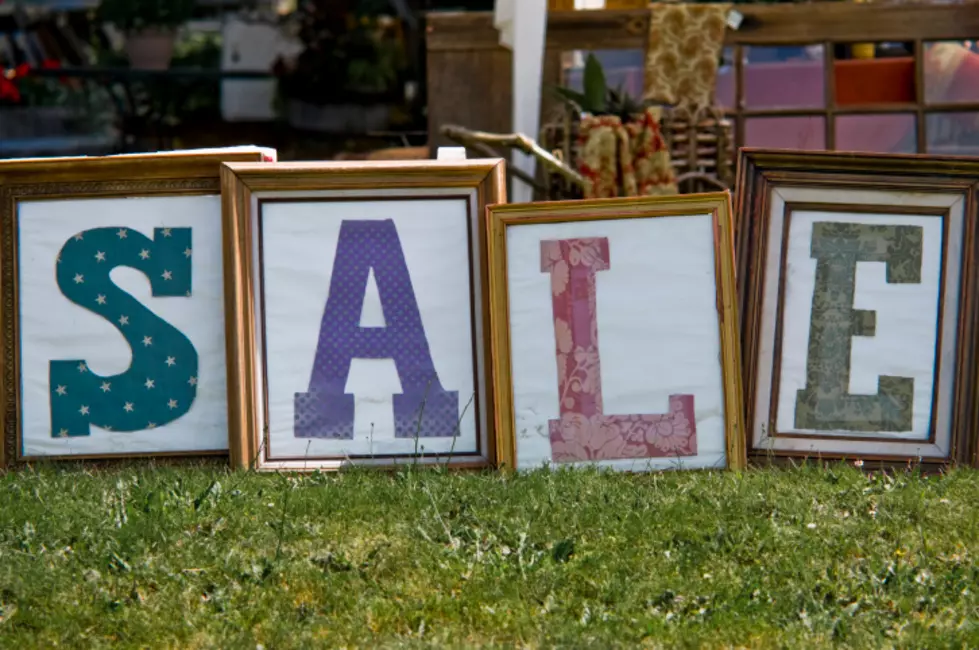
(222, 159), (505, 471)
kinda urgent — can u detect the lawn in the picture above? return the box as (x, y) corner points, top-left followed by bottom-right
(0, 463), (977, 649)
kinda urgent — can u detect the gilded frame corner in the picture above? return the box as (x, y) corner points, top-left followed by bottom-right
(486, 192), (747, 472)
(0, 150), (270, 467)
(220, 158), (507, 472)
(735, 148), (979, 469)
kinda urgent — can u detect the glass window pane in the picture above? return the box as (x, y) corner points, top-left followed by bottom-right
(715, 46), (735, 110)
(835, 56), (915, 106)
(562, 49), (645, 101)
(835, 114), (917, 154)
(744, 116), (825, 150)
(924, 41), (979, 104)
(743, 45), (825, 109)
(926, 112), (979, 156)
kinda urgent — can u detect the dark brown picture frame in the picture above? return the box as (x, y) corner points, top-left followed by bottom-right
(735, 148), (979, 469)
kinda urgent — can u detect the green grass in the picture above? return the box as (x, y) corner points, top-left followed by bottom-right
(1, 463), (978, 648)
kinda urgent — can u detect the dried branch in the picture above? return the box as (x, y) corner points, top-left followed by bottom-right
(440, 124), (586, 189)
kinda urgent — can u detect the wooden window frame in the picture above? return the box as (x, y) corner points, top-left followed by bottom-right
(426, 4), (979, 153)
(730, 40), (979, 154)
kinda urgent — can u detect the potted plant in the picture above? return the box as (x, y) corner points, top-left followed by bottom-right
(273, 0), (406, 133)
(98, 0), (196, 70)
(552, 54), (677, 199)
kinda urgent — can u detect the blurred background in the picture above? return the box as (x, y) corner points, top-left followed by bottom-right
(0, 0), (495, 160)
(2, 0), (978, 186)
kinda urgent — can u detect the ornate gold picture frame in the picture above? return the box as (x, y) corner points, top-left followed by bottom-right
(736, 149), (979, 468)
(487, 193), (745, 472)
(0, 149), (273, 466)
(221, 159), (506, 471)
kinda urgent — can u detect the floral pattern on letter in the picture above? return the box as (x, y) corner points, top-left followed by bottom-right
(540, 237), (698, 463)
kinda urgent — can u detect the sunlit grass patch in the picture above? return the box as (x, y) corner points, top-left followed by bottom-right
(0, 463), (977, 648)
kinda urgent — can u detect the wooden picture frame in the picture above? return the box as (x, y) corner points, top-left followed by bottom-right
(221, 159), (506, 471)
(487, 193), (746, 472)
(0, 148), (274, 466)
(735, 148), (979, 468)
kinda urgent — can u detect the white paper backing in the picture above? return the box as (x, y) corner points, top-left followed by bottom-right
(506, 214), (727, 472)
(19, 195), (229, 456)
(776, 211), (942, 439)
(261, 198), (479, 459)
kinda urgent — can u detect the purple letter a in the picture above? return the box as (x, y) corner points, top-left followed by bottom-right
(294, 219), (459, 440)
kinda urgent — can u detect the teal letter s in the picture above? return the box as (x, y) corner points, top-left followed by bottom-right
(49, 227), (198, 437)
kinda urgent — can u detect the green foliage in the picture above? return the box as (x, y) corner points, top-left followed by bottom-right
(275, 0), (406, 105)
(582, 53), (608, 115)
(10, 78), (116, 135)
(98, 0), (196, 33)
(1, 464), (978, 647)
(553, 53), (651, 122)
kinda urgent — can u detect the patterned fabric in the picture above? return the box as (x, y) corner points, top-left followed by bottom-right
(578, 114), (621, 199)
(50, 227), (198, 437)
(643, 3), (730, 109)
(577, 107), (677, 199)
(623, 106), (677, 196)
(294, 219), (459, 440)
(540, 237), (698, 463)
(794, 222), (922, 433)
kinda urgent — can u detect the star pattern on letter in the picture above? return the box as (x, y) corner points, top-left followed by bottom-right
(51, 224), (197, 439)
